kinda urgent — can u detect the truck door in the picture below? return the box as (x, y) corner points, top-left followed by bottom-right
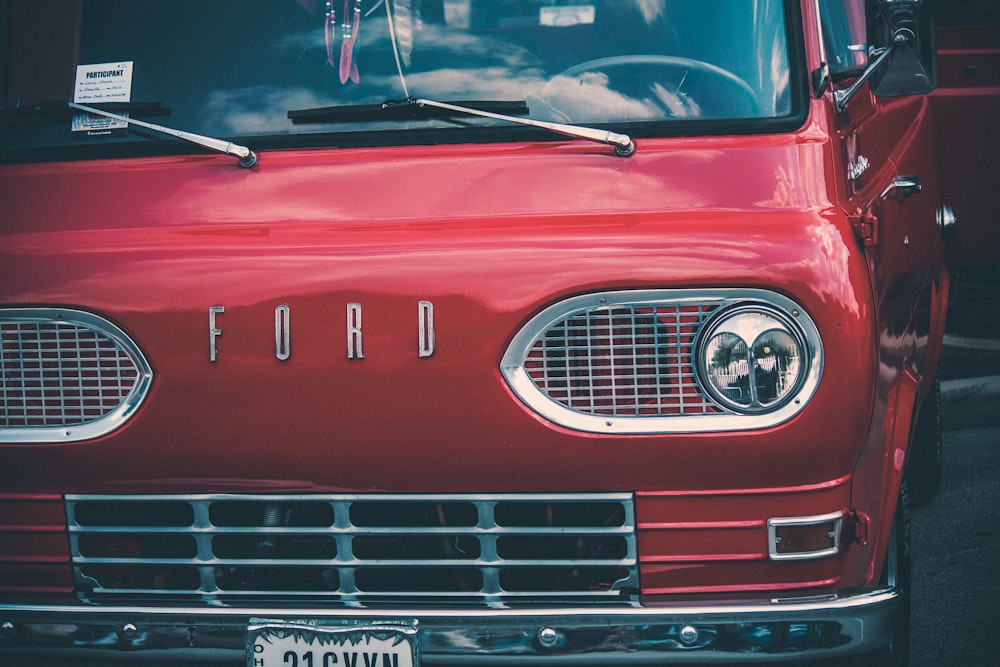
(823, 0), (948, 389)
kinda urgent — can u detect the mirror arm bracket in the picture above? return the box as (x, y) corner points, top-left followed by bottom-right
(834, 46), (894, 114)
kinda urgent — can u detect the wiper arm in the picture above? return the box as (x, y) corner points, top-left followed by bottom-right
(68, 102), (258, 168)
(412, 98), (635, 157)
(288, 97), (634, 157)
(288, 99), (530, 124)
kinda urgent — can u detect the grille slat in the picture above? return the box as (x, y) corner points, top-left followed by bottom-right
(67, 494), (638, 607)
(1, 309), (152, 442)
(72, 557), (630, 567)
(523, 303), (718, 418)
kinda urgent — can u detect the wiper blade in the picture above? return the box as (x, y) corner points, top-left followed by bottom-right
(288, 99), (530, 124)
(68, 102), (258, 168)
(0, 101), (170, 127)
(413, 98), (635, 157)
(289, 97), (634, 157)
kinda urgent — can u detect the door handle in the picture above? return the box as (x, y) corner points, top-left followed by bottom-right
(881, 176), (921, 201)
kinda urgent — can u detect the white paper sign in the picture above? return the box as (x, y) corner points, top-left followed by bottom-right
(539, 5), (595, 26)
(72, 61), (134, 133)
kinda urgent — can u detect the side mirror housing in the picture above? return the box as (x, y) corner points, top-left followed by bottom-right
(868, 0), (937, 97)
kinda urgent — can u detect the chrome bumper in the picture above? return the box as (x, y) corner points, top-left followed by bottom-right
(0, 588), (898, 664)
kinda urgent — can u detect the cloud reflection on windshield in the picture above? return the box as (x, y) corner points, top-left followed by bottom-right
(194, 0), (786, 136)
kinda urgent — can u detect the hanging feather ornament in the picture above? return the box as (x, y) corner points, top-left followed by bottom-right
(393, 0), (413, 68)
(339, 0), (361, 84)
(324, 1), (337, 68)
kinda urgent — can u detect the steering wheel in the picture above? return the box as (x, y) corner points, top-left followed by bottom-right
(541, 55), (760, 122)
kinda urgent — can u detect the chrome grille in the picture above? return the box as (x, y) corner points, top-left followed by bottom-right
(0, 309), (152, 442)
(66, 494), (638, 607)
(524, 303), (719, 417)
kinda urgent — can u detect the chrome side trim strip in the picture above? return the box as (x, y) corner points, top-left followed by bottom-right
(0, 588), (900, 663)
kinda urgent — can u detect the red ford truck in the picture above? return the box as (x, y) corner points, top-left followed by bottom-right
(1, 0), (993, 664)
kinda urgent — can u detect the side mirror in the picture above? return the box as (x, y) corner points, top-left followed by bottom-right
(821, 0), (937, 114)
(868, 0), (937, 97)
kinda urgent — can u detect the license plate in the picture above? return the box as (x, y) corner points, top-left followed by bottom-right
(248, 619), (419, 667)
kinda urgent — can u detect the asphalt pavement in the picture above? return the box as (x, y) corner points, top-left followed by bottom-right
(939, 337), (1000, 430)
(939, 266), (1000, 428)
(911, 267), (999, 666)
(910, 425), (999, 667)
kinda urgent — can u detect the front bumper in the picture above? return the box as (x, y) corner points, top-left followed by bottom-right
(0, 587), (898, 664)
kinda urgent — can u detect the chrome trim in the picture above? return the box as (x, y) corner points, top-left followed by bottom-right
(938, 203), (957, 246)
(0, 308), (153, 443)
(880, 175), (921, 201)
(413, 98), (635, 157)
(347, 302), (364, 359)
(68, 102), (258, 168)
(275, 304), (291, 361)
(848, 155), (871, 181)
(418, 301), (435, 358)
(834, 46), (895, 114)
(209, 305), (224, 362)
(66, 493), (638, 606)
(501, 290), (822, 434)
(695, 304), (812, 414)
(0, 588), (900, 663)
(768, 511), (844, 561)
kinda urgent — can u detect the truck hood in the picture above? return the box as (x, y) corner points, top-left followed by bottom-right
(0, 133), (874, 495)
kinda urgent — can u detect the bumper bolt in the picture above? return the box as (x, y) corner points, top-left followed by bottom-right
(538, 627), (561, 648)
(119, 623), (139, 640)
(1, 621), (14, 639)
(679, 625), (699, 645)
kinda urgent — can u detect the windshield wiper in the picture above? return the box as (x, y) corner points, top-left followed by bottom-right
(288, 99), (530, 124)
(68, 102), (258, 168)
(412, 98), (635, 157)
(288, 97), (635, 157)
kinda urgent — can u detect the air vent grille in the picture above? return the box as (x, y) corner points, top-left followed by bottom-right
(522, 303), (720, 417)
(66, 493), (638, 607)
(0, 309), (152, 442)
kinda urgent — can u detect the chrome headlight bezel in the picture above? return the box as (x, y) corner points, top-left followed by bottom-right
(501, 289), (823, 434)
(0, 308), (153, 443)
(695, 303), (814, 415)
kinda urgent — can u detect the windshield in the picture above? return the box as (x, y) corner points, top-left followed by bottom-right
(1, 1), (801, 159)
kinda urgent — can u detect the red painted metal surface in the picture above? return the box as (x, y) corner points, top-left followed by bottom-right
(1, 122), (874, 490)
(0, 0), (956, 623)
(0, 495), (73, 600)
(0, 108), (889, 599)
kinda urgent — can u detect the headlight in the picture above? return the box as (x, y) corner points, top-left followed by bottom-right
(698, 306), (808, 414)
(501, 289), (822, 434)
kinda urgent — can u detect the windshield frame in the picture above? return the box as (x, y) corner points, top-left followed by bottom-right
(0, 0), (809, 165)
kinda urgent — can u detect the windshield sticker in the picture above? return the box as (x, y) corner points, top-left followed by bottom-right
(539, 5), (595, 27)
(72, 61), (134, 135)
